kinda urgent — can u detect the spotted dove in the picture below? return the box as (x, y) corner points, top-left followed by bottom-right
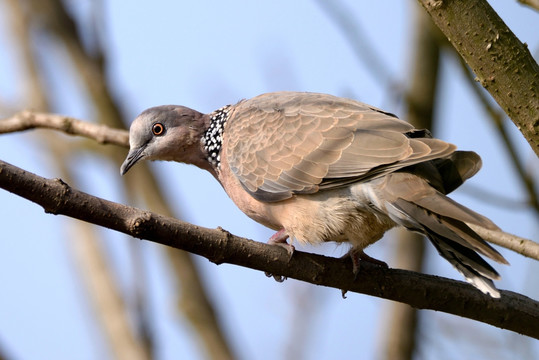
(120, 91), (508, 297)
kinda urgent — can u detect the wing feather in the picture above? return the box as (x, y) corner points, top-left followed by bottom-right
(224, 92), (457, 202)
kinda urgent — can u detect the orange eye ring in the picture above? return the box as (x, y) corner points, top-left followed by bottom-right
(152, 123), (165, 136)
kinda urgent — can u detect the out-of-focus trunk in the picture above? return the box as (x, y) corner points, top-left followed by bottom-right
(379, 5), (441, 360)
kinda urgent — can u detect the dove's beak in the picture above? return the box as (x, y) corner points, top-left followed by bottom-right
(120, 146), (146, 175)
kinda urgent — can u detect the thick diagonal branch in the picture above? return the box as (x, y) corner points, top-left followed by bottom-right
(418, 0), (539, 156)
(1, 159), (539, 339)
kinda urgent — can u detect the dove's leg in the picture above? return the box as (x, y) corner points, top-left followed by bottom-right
(268, 228), (295, 258)
(344, 248), (388, 277)
(264, 229), (295, 282)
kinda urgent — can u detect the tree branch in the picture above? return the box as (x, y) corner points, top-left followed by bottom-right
(1, 159), (539, 339)
(417, 0), (539, 156)
(455, 53), (539, 214)
(3, 111), (538, 259)
(0, 110), (128, 146)
(517, 0), (539, 12)
(469, 224), (539, 261)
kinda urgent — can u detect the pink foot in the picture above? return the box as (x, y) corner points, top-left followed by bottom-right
(268, 229), (295, 259)
(265, 229), (294, 282)
(343, 248), (388, 278)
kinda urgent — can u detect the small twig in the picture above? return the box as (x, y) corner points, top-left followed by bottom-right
(1, 158), (539, 338)
(0, 110), (129, 146)
(517, 0), (539, 12)
(469, 224), (539, 261)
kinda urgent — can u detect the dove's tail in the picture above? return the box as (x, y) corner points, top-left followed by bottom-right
(387, 193), (508, 298)
(381, 156), (508, 297)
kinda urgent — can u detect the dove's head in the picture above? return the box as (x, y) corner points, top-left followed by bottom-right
(120, 105), (210, 175)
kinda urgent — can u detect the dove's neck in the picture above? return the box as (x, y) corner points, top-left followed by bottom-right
(201, 104), (232, 170)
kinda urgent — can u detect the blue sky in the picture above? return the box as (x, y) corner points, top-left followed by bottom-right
(0, 1), (538, 359)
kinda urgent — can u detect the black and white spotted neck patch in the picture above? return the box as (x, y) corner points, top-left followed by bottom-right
(201, 105), (231, 168)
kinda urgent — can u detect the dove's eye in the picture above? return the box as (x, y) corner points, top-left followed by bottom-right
(152, 123), (165, 136)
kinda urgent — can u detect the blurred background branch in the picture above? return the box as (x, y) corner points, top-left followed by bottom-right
(5, 0), (151, 358)
(379, 6), (440, 360)
(3, 0), (234, 359)
(313, 0), (401, 96)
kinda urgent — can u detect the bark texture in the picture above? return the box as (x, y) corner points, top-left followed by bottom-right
(418, 0), (539, 155)
(1, 159), (538, 339)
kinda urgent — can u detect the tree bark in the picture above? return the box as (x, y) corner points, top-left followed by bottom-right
(417, 0), (539, 156)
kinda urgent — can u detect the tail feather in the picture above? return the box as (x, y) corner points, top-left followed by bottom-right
(431, 151), (483, 194)
(427, 232), (500, 298)
(384, 187), (507, 298)
(442, 217), (508, 264)
(411, 193), (499, 231)
(394, 198), (506, 264)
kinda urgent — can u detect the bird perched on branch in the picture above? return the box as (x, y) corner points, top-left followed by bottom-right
(121, 91), (507, 297)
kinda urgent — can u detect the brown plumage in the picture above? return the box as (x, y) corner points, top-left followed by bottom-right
(121, 91), (508, 297)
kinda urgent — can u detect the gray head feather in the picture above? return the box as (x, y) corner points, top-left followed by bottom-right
(121, 105), (207, 175)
